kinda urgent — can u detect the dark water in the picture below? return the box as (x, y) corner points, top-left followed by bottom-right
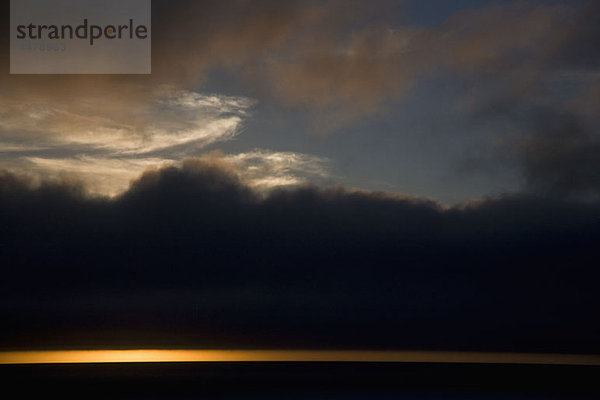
(2, 362), (598, 399)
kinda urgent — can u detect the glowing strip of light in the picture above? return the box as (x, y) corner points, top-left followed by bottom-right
(0, 350), (599, 365)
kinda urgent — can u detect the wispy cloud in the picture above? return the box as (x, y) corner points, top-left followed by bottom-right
(225, 150), (331, 190)
(0, 89), (266, 195)
(0, 89), (254, 155)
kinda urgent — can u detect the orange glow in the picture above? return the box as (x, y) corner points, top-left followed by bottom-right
(0, 350), (599, 365)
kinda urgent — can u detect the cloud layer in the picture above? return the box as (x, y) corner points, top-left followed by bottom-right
(1, 160), (598, 352)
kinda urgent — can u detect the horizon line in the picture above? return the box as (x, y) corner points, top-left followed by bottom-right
(1, 349), (600, 365)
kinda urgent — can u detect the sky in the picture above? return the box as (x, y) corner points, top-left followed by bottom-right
(1, 0), (598, 204)
(0, 0), (599, 355)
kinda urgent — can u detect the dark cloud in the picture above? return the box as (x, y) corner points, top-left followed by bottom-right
(446, 1), (600, 200)
(519, 112), (600, 199)
(1, 160), (599, 352)
(462, 70), (600, 200)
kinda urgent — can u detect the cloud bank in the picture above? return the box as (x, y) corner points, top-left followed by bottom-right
(1, 160), (598, 352)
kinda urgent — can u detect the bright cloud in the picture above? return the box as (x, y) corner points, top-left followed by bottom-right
(0, 89), (255, 155)
(0, 89), (330, 196)
(225, 150), (331, 189)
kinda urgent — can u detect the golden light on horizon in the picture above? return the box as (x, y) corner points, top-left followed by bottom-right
(1, 350), (599, 366)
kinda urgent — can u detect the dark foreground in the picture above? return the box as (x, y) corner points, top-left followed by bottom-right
(1, 362), (599, 399)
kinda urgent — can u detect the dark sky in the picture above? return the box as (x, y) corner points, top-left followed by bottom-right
(0, 1), (599, 354)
